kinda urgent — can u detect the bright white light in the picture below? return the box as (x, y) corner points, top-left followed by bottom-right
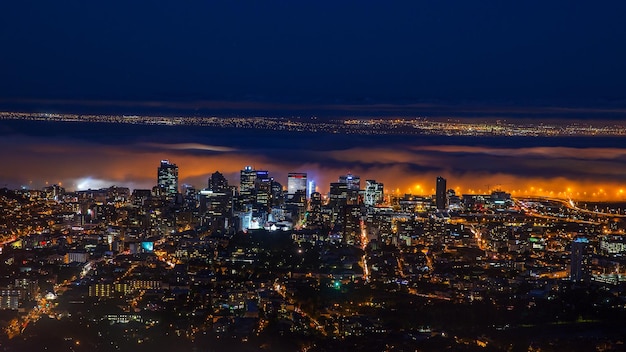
(74, 177), (139, 191)
(75, 177), (111, 190)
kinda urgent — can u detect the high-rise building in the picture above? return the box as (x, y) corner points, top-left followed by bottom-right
(208, 171), (229, 192)
(239, 166), (257, 207)
(240, 166), (257, 193)
(181, 184), (197, 211)
(255, 171), (272, 209)
(571, 237), (590, 282)
(329, 182), (349, 209)
(436, 176), (447, 210)
(309, 192), (322, 212)
(271, 181), (284, 207)
(306, 191), (323, 228)
(339, 173), (361, 190)
(157, 160), (179, 199)
(287, 173), (307, 198)
(364, 180), (384, 206)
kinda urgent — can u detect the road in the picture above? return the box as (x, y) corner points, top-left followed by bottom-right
(5, 259), (99, 339)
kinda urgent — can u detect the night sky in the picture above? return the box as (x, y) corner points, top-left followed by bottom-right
(1, 1), (626, 112)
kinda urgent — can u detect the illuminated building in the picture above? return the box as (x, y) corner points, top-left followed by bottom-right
(14, 278), (38, 300)
(339, 173), (361, 190)
(65, 251), (89, 263)
(306, 192), (322, 227)
(240, 166), (256, 192)
(343, 204), (363, 244)
(204, 171), (235, 229)
(104, 314), (144, 324)
(286, 188), (307, 220)
(201, 168), (235, 231)
(89, 283), (114, 298)
(208, 171), (229, 192)
(0, 289), (20, 310)
(310, 192), (322, 212)
(255, 171), (272, 210)
(436, 176), (447, 210)
(181, 184), (197, 210)
(239, 166), (257, 207)
(271, 180), (284, 206)
(364, 180), (384, 206)
(157, 160), (179, 199)
(306, 191), (323, 227)
(329, 182), (349, 209)
(129, 280), (162, 290)
(600, 235), (626, 255)
(43, 184), (65, 200)
(571, 237), (590, 282)
(287, 173), (307, 198)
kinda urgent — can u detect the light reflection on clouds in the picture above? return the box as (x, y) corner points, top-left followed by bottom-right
(1, 135), (626, 201)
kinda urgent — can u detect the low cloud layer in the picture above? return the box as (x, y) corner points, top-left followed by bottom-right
(1, 126), (625, 201)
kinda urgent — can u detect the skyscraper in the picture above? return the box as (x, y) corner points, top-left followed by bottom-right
(157, 160), (179, 199)
(287, 173), (307, 198)
(306, 191), (323, 228)
(436, 176), (447, 210)
(339, 173), (361, 190)
(364, 180), (384, 206)
(239, 166), (257, 208)
(329, 182), (349, 209)
(255, 171), (272, 209)
(571, 237), (590, 282)
(208, 171), (229, 192)
(240, 166), (257, 193)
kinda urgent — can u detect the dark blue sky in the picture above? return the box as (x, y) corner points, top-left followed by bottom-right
(2, 1), (626, 114)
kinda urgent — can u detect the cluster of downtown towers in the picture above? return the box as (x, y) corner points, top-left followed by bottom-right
(156, 160), (449, 235)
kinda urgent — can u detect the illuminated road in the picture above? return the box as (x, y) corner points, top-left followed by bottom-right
(5, 258), (100, 339)
(359, 220), (370, 282)
(514, 198), (605, 225)
(470, 225), (487, 251)
(517, 196), (626, 218)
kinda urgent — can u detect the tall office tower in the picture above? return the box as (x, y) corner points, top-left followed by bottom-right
(157, 160), (179, 199)
(571, 237), (590, 282)
(286, 188), (307, 224)
(309, 192), (322, 213)
(239, 166), (257, 207)
(364, 180), (384, 206)
(208, 171), (229, 192)
(181, 184), (197, 211)
(436, 176), (447, 210)
(329, 182), (349, 209)
(255, 171), (272, 210)
(339, 173), (361, 190)
(240, 166), (257, 193)
(306, 191), (323, 228)
(287, 173), (307, 198)
(343, 204), (363, 245)
(271, 181), (284, 207)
